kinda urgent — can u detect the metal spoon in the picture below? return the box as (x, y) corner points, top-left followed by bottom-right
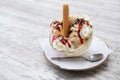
(51, 53), (103, 62)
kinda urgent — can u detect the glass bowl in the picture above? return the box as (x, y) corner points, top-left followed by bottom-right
(49, 33), (93, 57)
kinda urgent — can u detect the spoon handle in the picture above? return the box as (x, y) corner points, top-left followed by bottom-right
(51, 56), (83, 60)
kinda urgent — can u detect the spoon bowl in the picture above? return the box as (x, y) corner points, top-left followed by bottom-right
(85, 53), (103, 62)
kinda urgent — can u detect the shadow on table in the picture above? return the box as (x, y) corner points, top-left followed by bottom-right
(48, 58), (110, 79)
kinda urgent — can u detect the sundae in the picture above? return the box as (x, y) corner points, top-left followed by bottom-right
(50, 4), (93, 56)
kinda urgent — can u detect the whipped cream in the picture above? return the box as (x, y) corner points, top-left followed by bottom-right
(80, 24), (93, 39)
(52, 37), (74, 52)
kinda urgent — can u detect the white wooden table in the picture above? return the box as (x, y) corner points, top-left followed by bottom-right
(0, 0), (120, 80)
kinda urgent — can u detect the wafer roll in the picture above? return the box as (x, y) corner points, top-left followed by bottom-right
(62, 4), (69, 37)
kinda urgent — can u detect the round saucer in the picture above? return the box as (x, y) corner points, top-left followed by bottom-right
(41, 36), (112, 71)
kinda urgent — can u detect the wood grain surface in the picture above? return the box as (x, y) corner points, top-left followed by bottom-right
(0, 0), (120, 80)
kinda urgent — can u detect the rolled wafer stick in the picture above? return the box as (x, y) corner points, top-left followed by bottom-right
(62, 4), (69, 37)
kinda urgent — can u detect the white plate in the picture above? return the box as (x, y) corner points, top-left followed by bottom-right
(41, 36), (113, 71)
